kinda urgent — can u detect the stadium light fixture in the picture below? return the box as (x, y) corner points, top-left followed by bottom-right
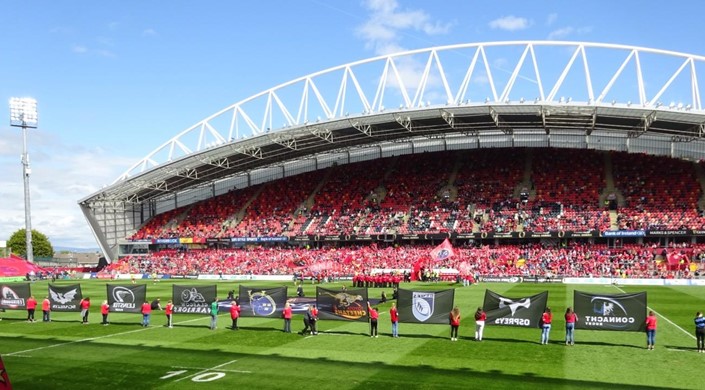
(9, 97), (38, 262)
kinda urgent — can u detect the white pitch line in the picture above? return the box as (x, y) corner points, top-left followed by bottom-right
(613, 286), (695, 340)
(174, 359), (241, 382)
(171, 365), (251, 374)
(5, 314), (222, 357)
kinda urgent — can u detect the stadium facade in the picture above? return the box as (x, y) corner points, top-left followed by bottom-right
(78, 41), (705, 262)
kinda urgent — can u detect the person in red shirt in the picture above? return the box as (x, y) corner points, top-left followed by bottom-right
(282, 302), (292, 333)
(101, 300), (110, 325)
(229, 299), (240, 330)
(80, 297), (91, 324)
(310, 304), (319, 335)
(390, 302), (399, 338)
(368, 302), (379, 337)
(449, 306), (461, 341)
(474, 307), (486, 341)
(165, 300), (174, 328)
(541, 307), (553, 345)
(42, 296), (51, 322)
(565, 307), (579, 346)
(646, 310), (658, 350)
(26, 295), (37, 322)
(141, 301), (152, 327)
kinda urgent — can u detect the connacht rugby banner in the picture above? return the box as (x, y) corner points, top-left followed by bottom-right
(48, 284), (83, 312)
(483, 290), (548, 327)
(574, 291), (647, 331)
(316, 287), (368, 321)
(398, 288), (455, 324)
(173, 285), (216, 314)
(239, 286), (288, 317)
(0, 283), (30, 310)
(107, 284), (146, 313)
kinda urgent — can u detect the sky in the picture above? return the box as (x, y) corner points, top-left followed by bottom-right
(1, 0), (705, 250)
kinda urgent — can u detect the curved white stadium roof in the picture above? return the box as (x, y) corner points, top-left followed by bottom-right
(79, 41), (705, 259)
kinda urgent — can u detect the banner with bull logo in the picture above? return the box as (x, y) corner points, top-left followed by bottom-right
(107, 284), (147, 313)
(48, 284), (83, 312)
(239, 286), (288, 318)
(0, 283), (30, 310)
(172, 285), (216, 314)
(483, 290), (548, 328)
(574, 291), (647, 331)
(316, 287), (368, 321)
(397, 288), (455, 324)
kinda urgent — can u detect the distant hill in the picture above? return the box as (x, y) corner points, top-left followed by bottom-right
(54, 247), (101, 254)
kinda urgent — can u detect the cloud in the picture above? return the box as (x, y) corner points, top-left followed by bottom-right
(489, 15), (531, 31)
(142, 28), (158, 37)
(72, 44), (88, 54)
(546, 13), (558, 26)
(548, 26), (592, 40)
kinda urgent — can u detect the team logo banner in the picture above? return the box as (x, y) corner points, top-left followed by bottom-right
(239, 286), (288, 317)
(0, 283), (30, 310)
(574, 291), (647, 331)
(483, 290), (548, 327)
(0, 354), (12, 390)
(48, 284), (83, 312)
(173, 285), (216, 314)
(398, 288), (455, 324)
(316, 287), (368, 321)
(107, 284), (146, 313)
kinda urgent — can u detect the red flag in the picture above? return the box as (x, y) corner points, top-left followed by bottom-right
(430, 238), (455, 261)
(0, 354), (12, 390)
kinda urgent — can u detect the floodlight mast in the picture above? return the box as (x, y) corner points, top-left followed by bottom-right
(9, 97), (38, 263)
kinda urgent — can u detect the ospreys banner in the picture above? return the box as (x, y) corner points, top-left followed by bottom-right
(0, 283), (30, 310)
(316, 287), (368, 321)
(483, 290), (548, 328)
(239, 286), (288, 318)
(49, 284), (83, 312)
(574, 291), (647, 332)
(398, 288), (455, 324)
(107, 284), (147, 313)
(173, 285), (216, 314)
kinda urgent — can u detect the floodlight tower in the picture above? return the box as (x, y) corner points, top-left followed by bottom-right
(9, 97), (38, 262)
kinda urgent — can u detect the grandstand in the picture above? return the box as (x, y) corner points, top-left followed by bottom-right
(78, 41), (705, 275)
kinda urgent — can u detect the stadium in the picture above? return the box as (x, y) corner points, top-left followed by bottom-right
(3, 41), (705, 389)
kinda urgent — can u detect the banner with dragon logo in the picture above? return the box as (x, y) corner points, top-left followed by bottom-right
(316, 287), (368, 321)
(483, 290), (548, 328)
(397, 288), (455, 324)
(239, 286), (288, 317)
(0, 283), (30, 310)
(172, 285), (216, 314)
(48, 284), (83, 312)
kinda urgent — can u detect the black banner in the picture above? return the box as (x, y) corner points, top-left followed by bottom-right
(107, 284), (147, 313)
(49, 284), (83, 312)
(172, 285), (216, 314)
(239, 286), (288, 318)
(0, 283), (31, 310)
(397, 288), (455, 324)
(574, 291), (647, 332)
(316, 287), (368, 321)
(483, 290), (548, 328)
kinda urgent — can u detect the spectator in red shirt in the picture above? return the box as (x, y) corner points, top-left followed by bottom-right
(229, 299), (240, 330)
(141, 301), (152, 327)
(474, 307), (486, 341)
(310, 304), (319, 335)
(390, 302), (399, 338)
(101, 300), (110, 325)
(26, 296), (37, 323)
(42, 296), (51, 322)
(368, 302), (379, 338)
(165, 300), (174, 328)
(565, 307), (578, 346)
(449, 306), (461, 341)
(282, 303), (292, 333)
(80, 297), (91, 324)
(646, 311), (658, 350)
(541, 307), (553, 345)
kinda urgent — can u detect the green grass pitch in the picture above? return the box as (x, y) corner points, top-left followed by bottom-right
(1, 279), (703, 389)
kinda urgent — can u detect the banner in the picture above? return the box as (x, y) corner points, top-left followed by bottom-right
(48, 284), (83, 312)
(316, 287), (368, 321)
(0, 354), (12, 390)
(574, 291), (647, 331)
(397, 288), (455, 324)
(239, 286), (288, 318)
(172, 285), (217, 314)
(0, 283), (30, 310)
(107, 284), (147, 313)
(430, 238), (455, 262)
(483, 290), (548, 328)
